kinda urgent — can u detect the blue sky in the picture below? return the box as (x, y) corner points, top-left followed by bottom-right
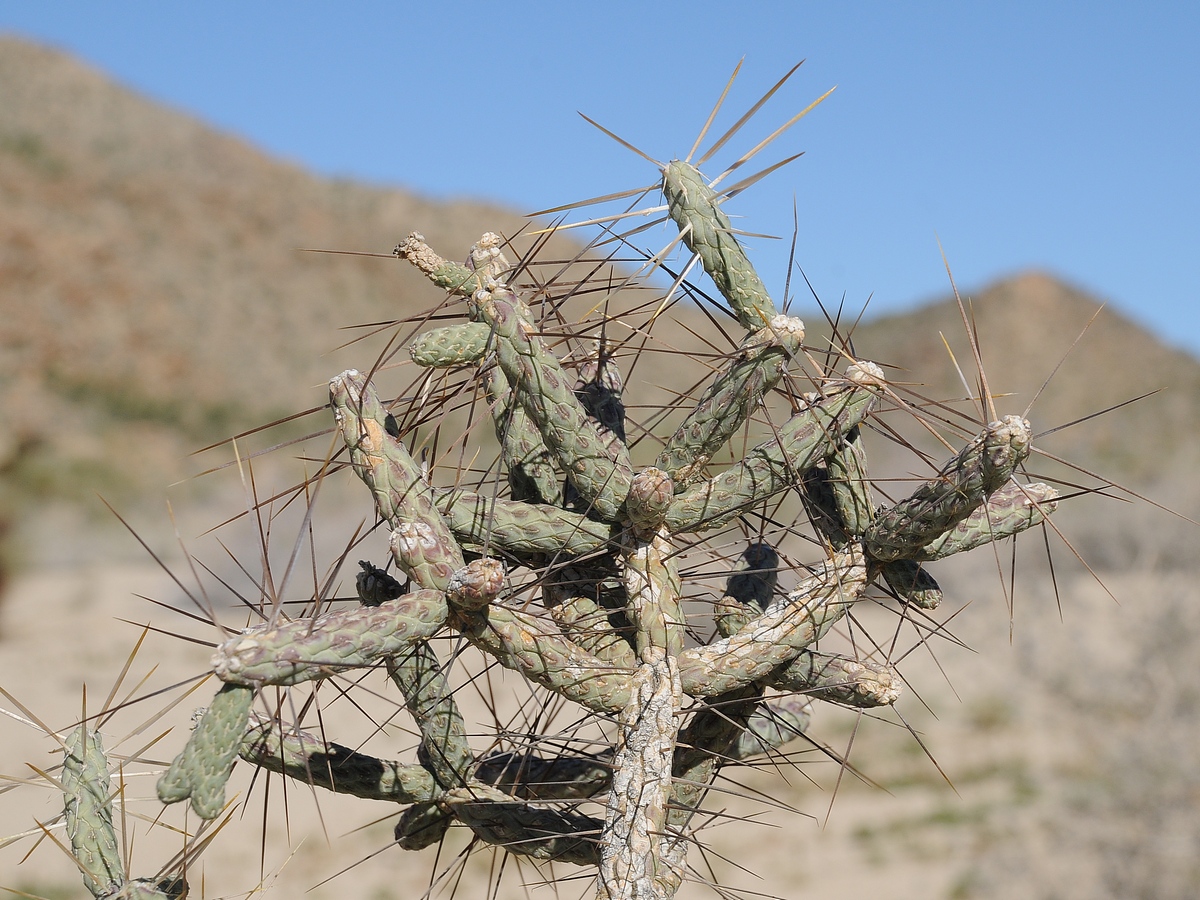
(4, 3), (1198, 354)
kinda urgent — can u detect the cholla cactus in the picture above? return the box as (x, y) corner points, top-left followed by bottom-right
(60, 724), (187, 900)
(142, 66), (1059, 899)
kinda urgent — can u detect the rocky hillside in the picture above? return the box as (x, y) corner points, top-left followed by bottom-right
(0, 36), (574, 581)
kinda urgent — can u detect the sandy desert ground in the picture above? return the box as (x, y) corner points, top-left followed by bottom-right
(4, 516), (1191, 900)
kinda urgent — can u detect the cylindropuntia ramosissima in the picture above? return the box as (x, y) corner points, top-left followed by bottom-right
(32, 61), (1078, 900)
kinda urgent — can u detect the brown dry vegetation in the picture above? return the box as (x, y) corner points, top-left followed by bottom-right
(2, 35), (1199, 900)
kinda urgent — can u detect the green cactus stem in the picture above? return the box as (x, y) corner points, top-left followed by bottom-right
(491, 375), (566, 505)
(441, 783), (602, 865)
(457, 604), (635, 713)
(667, 685), (762, 828)
(914, 481), (1058, 561)
(665, 362), (886, 533)
(474, 750), (613, 801)
(396, 231), (562, 504)
(661, 159), (778, 331)
(548, 590), (639, 669)
(240, 713), (438, 803)
(863, 415), (1033, 562)
(211, 591), (447, 686)
(409, 322), (492, 368)
(384, 642), (472, 849)
(656, 314), (805, 485)
(476, 285), (634, 520)
(156, 682), (254, 819)
(435, 488), (617, 558)
(394, 800), (455, 851)
(62, 725), (124, 898)
(730, 694), (814, 760)
(387, 644), (472, 790)
(770, 651), (902, 707)
(678, 544), (868, 697)
(331, 369), (464, 589)
(881, 559), (944, 609)
(826, 425), (874, 535)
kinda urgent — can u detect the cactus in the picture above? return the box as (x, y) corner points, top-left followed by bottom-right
(129, 65), (1069, 899)
(62, 724), (188, 900)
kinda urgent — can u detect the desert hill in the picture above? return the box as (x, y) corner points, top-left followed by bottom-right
(0, 35), (577, 579)
(2, 32), (1195, 589)
(3, 34), (1200, 900)
(846, 271), (1200, 483)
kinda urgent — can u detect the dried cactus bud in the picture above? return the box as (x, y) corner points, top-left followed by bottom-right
(445, 558), (506, 611)
(844, 360), (886, 387)
(466, 231), (511, 281)
(626, 467), (674, 537)
(355, 560), (405, 607)
(394, 231), (479, 296)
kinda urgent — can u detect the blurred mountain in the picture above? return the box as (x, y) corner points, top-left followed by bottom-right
(0, 35), (569, 582)
(843, 271), (1200, 483)
(2, 34), (1196, 589)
